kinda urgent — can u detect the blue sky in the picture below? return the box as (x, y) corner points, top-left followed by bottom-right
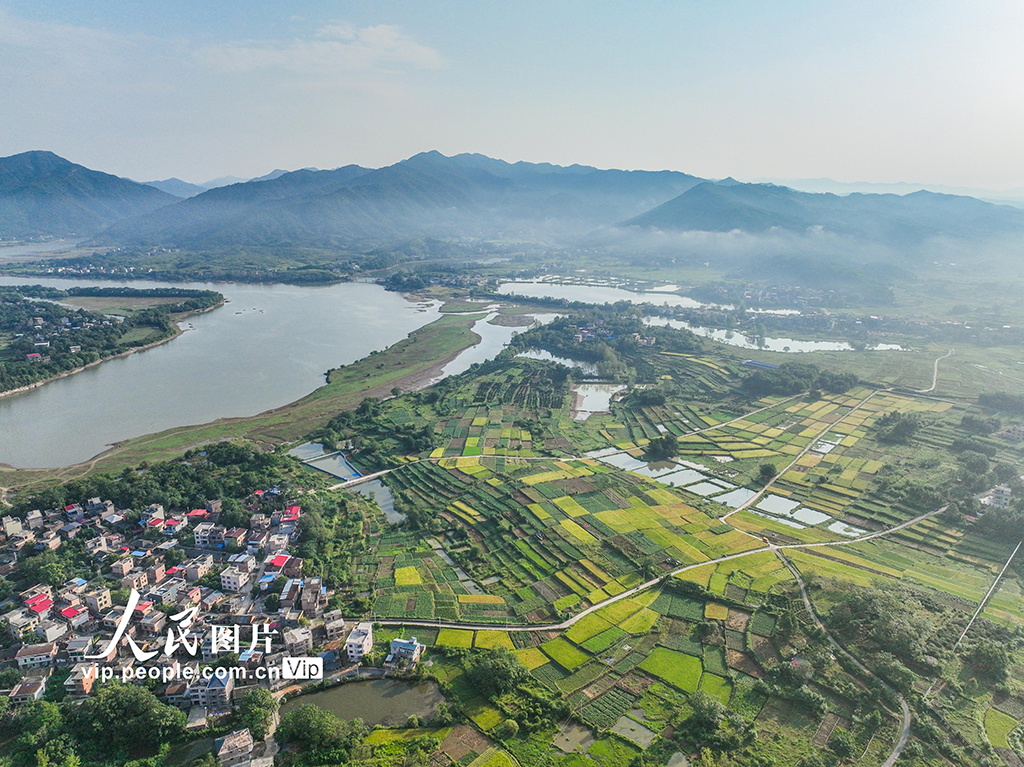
(2, 1), (1022, 188)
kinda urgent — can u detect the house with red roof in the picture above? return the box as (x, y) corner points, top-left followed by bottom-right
(267, 554), (290, 572)
(60, 605), (90, 630)
(25, 594), (53, 619)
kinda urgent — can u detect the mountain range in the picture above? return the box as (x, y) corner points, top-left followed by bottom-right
(2, 149), (1023, 255)
(625, 181), (1024, 245)
(0, 151), (177, 239)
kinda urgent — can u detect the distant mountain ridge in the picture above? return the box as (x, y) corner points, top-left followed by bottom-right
(623, 180), (1024, 244)
(143, 178), (208, 198)
(4, 150), (1024, 254)
(0, 151), (178, 238)
(96, 150), (706, 249)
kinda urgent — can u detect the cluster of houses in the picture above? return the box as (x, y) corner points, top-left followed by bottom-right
(0, 494), (426, 732)
(15, 311), (106, 363)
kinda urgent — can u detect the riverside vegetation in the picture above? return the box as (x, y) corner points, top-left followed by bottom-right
(4, 294), (1024, 767)
(0, 285), (222, 394)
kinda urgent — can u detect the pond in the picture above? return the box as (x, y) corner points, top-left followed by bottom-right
(570, 383), (627, 421)
(644, 317), (905, 353)
(280, 679), (445, 727)
(351, 479), (403, 525)
(290, 443), (404, 524)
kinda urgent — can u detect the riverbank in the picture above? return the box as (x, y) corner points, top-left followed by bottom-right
(0, 311), (483, 490)
(0, 299), (225, 401)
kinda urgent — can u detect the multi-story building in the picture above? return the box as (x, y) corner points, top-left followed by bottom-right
(193, 672), (234, 709)
(85, 588), (112, 615)
(386, 637), (426, 668)
(183, 554), (214, 582)
(214, 729), (254, 767)
(121, 570), (149, 592)
(9, 680), (46, 704)
(64, 663), (99, 696)
(283, 627), (313, 655)
(345, 622), (373, 663)
(324, 611), (347, 642)
(300, 577), (324, 616)
(34, 621), (67, 643)
(16, 642), (57, 669)
(220, 566), (250, 592)
(193, 523), (226, 548)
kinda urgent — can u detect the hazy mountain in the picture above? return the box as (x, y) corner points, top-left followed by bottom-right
(0, 151), (178, 238)
(97, 151), (706, 249)
(752, 176), (1024, 207)
(97, 165), (375, 246)
(248, 168), (319, 183)
(200, 175), (247, 189)
(144, 178), (208, 198)
(623, 181), (1024, 244)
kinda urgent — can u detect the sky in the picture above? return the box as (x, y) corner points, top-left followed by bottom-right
(1, 1), (1023, 189)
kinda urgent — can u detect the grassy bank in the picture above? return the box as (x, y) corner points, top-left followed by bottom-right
(0, 312), (483, 491)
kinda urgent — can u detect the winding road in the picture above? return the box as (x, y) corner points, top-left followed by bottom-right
(370, 505), (946, 634)
(777, 551), (912, 767)
(916, 348), (953, 394)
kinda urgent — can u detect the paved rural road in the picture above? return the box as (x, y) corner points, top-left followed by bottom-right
(777, 551), (912, 767)
(374, 506), (946, 634)
(917, 348), (953, 393)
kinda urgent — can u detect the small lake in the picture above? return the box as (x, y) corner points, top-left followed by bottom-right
(281, 679), (444, 727)
(644, 317), (905, 353)
(515, 350), (598, 376)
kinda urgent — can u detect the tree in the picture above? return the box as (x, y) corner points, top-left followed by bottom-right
(276, 704), (366, 764)
(67, 683), (186, 757)
(644, 435), (678, 462)
(969, 639), (1009, 681)
(687, 691), (725, 739)
(496, 720), (520, 739)
(235, 688), (278, 741)
(466, 649), (529, 697)
(758, 462), (778, 484)
(829, 730), (854, 759)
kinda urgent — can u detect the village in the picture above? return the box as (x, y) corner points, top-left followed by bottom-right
(0, 493), (427, 764)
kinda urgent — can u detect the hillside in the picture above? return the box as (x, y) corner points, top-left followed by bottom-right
(0, 151), (178, 238)
(94, 151), (705, 249)
(623, 181), (1024, 244)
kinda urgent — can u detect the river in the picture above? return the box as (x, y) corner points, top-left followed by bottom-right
(644, 316), (905, 352)
(497, 280), (724, 309)
(0, 276), (444, 468)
